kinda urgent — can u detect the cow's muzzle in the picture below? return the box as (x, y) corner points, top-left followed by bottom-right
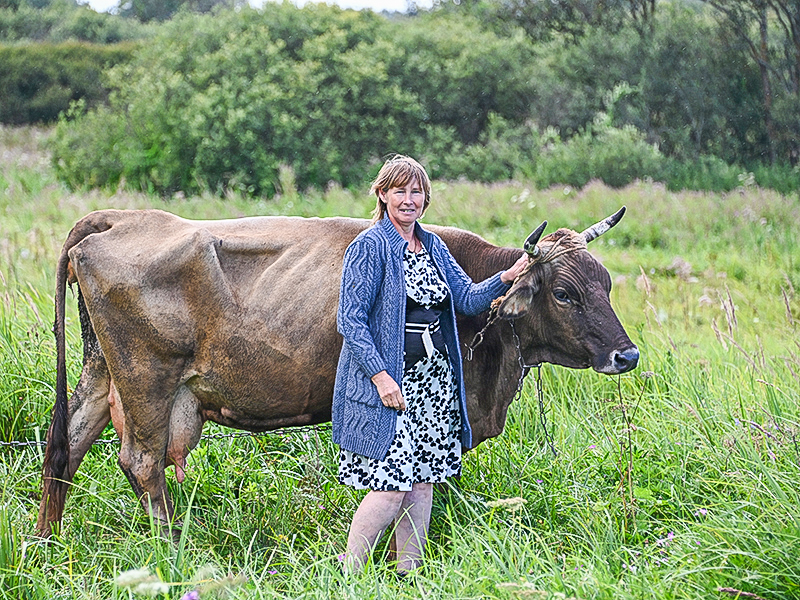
(597, 345), (640, 374)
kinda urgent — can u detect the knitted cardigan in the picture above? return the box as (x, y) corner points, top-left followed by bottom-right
(332, 216), (510, 460)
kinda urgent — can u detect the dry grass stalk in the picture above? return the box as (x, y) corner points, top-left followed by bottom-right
(711, 318), (728, 350)
(716, 586), (767, 600)
(719, 331), (757, 370)
(782, 357), (800, 385)
(756, 336), (766, 370)
(637, 265), (652, 297)
(719, 285), (738, 337)
(782, 287), (794, 327)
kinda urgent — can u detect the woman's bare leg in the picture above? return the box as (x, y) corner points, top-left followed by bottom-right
(346, 490), (406, 571)
(394, 482), (433, 573)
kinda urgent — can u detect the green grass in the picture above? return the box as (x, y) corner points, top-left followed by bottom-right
(1, 125), (799, 599)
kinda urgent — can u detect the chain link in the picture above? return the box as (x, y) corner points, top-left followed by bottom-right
(509, 320), (558, 457)
(0, 423), (332, 450)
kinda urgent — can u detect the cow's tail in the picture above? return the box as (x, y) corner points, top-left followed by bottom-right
(36, 241), (72, 537)
(37, 215), (111, 537)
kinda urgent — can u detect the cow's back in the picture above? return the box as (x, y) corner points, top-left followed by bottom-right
(68, 209), (371, 422)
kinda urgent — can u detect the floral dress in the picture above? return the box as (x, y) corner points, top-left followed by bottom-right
(338, 246), (462, 491)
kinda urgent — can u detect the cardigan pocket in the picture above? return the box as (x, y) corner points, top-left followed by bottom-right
(345, 361), (382, 407)
(341, 399), (383, 452)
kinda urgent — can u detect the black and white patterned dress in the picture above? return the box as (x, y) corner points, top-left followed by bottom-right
(338, 246), (462, 491)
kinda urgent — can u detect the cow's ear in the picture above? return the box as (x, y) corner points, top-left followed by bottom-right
(497, 284), (535, 319)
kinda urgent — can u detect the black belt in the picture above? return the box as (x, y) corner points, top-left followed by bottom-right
(405, 320), (441, 335)
(405, 319), (441, 359)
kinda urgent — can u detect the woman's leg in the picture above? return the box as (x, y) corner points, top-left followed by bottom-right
(346, 490), (406, 571)
(394, 482), (433, 573)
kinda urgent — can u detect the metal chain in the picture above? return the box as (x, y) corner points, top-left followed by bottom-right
(465, 306), (500, 361)
(509, 320), (558, 457)
(0, 423), (332, 450)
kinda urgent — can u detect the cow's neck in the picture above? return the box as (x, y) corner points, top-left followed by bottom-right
(459, 311), (530, 447)
(446, 238), (524, 283)
(436, 228), (542, 446)
(455, 241), (537, 447)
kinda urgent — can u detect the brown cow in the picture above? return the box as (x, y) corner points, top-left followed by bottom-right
(36, 208), (637, 537)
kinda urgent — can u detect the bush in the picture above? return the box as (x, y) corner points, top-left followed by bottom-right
(661, 155), (741, 192)
(432, 113), (541, 182)
(751, 163), (800, 196)
(0, 41), (138, 124)
(0, 2), (153, 43)
(51, 6), (540, 196)
(534, 116), (664, 189)
(0, 42), (136, 125)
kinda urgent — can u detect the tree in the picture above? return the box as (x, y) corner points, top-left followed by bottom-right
(492, 0), (629, 42)
(444, 0), (658, 42)
(701, 0), (800, 163)
(116, 0), (239, 22)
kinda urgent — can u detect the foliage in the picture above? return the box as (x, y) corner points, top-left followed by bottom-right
(116, 0), (243, 23)
(0, 41), (137, 125)
(50, 6), (538, 196)
(534, 115), (665, 189)
(660, 154), (745, 193)
(700, 0), (800, 165)
(433, 113), (541, 182)
(0, 1), (154, 43)
(7, 1), (797, 194)
(388, 12), (537, 147)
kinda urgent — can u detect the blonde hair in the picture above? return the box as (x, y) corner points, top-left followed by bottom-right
(369, 154), (432, 223)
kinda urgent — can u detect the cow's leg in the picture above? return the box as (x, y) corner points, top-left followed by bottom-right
(118, 428), (174, 533)
(114, 382), (201, 486)
(115, 369), (184, 534)
(37, 348), (111, 536)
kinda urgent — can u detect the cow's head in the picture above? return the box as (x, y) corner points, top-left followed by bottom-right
(495, 207), (639, 374)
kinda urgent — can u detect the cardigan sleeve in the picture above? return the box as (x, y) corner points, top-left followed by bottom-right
(337, 235), (388, 378)
(434, 238), (510, 316)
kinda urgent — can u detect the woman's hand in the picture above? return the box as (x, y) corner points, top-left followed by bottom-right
(371, 370), (405, 411)
(501, 253), (529, 284)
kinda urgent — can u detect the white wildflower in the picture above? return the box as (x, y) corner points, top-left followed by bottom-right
(133, 580), (170, 597)
(484, 497), (527, 512)
(116, 568), (153, 588)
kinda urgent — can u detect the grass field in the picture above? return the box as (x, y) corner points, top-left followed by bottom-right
(1, 125), (799, 599)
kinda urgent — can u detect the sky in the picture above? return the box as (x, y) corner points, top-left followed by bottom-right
(83, 0), (433, 14)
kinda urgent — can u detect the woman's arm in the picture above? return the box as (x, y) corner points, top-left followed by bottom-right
(435, 241), (524, 316)
(337, 237), (388, 378)
(338, 236), (406, 410)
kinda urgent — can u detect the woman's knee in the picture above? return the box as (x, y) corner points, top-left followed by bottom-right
(366, 489), (407, 512)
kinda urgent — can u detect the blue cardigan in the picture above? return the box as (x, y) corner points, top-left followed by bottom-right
(332, 217), (510, 460)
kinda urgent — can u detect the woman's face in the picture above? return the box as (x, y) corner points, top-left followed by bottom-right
(380, 178), (425, 231)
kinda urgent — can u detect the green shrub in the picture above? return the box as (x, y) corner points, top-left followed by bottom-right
(0, 2), (153, 43)
(661, 155), (741, 192)
(751, 163), (800, 196)
(433, 113), (541, 182)
(51, 6), (539, 196)
(0, 41), (138, 125)
(534, 116), (664, 189)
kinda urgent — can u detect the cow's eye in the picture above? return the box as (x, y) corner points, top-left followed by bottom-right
(553, 289), (571, 303)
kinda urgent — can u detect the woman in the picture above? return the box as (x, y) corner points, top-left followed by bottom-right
(332, 155), (527, 574)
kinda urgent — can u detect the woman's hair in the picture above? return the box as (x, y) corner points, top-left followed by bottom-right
(369, 154), (432, 223)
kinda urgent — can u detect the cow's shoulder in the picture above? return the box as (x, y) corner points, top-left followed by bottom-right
(424, 223), (514, 281)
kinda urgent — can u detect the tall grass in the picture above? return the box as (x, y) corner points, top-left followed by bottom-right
(0, 126), (798, 599)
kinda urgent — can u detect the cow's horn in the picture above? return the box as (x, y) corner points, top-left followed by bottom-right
(581, 206), (626, 243)
(524, 221), (547, 257)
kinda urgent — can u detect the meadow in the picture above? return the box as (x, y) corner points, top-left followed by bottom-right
(1, 125), (798, 599)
